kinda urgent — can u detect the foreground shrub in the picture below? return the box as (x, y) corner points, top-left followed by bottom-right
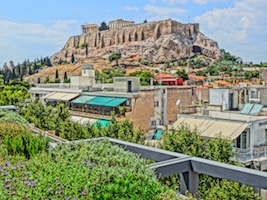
(5, 132), (49, 159)
(0, 140), (178, 199)
(0, 109), (29, 128)
(0, 122), (26, 142)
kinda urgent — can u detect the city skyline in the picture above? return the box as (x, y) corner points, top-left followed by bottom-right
(0, 0), (266, 66)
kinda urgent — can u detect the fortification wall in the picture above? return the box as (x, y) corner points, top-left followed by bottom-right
(64, 19), (199, 50)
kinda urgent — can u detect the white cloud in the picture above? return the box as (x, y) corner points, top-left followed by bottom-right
(0, 19), (77, 65)
(144, 4), (186, 15)
(195, 0), (267, 62)
(124, 6), (140, 12)
(163, 0), (187, 5)
(193, 0), (208, 5)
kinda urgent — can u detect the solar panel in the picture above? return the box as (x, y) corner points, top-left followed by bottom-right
(241, 103), (254, 114)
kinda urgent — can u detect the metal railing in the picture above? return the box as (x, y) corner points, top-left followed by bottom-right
(36, 84), (89, 90)
(34, 130), (267, 196)
(233, 146), (267, 161)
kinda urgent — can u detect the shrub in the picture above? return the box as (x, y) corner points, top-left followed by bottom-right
(0, 141), (178, 199)
(0, 109), (29, 128)
(0, 122), (26, 142)
(5, 132), (49, 159)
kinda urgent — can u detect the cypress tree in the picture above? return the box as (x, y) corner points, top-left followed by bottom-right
(55, 69), (59, 79)
(64, 71), (67, 80)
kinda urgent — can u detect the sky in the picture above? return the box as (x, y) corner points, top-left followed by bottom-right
(0, 0), (266, 66)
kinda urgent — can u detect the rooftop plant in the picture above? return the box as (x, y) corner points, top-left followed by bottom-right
(0, 140), (179, 199)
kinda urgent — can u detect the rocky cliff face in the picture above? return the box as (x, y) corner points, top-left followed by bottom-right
(51, 19), (221, 65)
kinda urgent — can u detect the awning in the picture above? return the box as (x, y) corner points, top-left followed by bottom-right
(41, 92), (57, 99)
(171, 117), (248, 140)
(71, 96), (96, 104)
(43, 92), (79, 101)
(104, 98), (128, 107)
(86, 96), (114, 106)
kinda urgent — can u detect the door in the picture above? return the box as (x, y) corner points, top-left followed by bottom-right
(127, 81), (132, 92)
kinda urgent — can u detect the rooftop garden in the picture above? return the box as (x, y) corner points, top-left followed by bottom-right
(0, 137), (179, 199)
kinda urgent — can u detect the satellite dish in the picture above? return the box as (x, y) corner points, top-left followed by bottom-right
(176, 99), (181, 106)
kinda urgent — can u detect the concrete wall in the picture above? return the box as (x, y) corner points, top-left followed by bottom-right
(70, 76), (94, 86)
(196, 87), (209, 102)
(210, 88), (230, 111)
(128, 90), (155, 132)
(166, 87), (193, 124)
(113, 77), (140, 93)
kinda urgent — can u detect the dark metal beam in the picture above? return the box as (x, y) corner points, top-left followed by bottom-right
(191, 157), (267, 189)
(148, 157), (192, 178)
(107, 138), (187, 162)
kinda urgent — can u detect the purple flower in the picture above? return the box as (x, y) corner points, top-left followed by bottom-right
(13, 178), (17, 181)
(64, 197), (70, 200)
(5, 179), (10, 183)
(59, 186), (63, 190)
(55, 191), (60, 195)
(48, 188), (53, 192)
(11, 167), (16, 170)
(73, 198), (78, 200)
(56, 182), (61, 186)
(20, 166), (24, 171)
(81, 189), (88, 196)
(9, 186), (14, 190)
(29, 177), (33, 181)
(5, 162), (10, 166)
(24, 181), (29, 186)
(2, 172), (8, 176)
(25, 172), (30, 175)
(2, 183), (5, 187)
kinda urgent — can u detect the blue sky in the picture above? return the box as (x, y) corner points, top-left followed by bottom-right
(0, 0), (266, 66)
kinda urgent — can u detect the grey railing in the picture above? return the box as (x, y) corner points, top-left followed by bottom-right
(37, 134), (267, 196)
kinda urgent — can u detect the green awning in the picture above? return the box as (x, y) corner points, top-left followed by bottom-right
(153, 129), (163, 140)
(86, 96), (114, 106)
(71, 96), (96, 104)
(104, 98), (128, 107)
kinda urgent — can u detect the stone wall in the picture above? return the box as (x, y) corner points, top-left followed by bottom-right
(65, 19), (199, 49)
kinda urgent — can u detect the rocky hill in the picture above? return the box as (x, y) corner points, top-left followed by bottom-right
(51, 19), (221, 65)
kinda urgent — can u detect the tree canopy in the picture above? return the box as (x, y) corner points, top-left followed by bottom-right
(109, 52), (121, 67)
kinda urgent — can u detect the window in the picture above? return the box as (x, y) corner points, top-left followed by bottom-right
(154, 101), (159, 107)
(236, 135), (241, 148)
(151, 120), (156, 127)
(250, 91), (256, 98)
(242, 132), (247, 149)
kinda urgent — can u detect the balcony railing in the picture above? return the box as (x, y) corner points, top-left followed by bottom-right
(36, 84), (89, 90)
(233, 145), (267, 162)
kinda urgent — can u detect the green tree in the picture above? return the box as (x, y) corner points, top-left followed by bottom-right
(109, 52), (121, 67)
(160, 126), (260, 199)
(176, 69), (188, 80)
(99, 21), (109, 31)
(129, 71), (154, 86)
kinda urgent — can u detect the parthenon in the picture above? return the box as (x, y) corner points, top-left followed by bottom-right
(108, 19), (135, 30)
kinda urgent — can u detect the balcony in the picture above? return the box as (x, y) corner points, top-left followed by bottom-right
(233, 145), (267, 162)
